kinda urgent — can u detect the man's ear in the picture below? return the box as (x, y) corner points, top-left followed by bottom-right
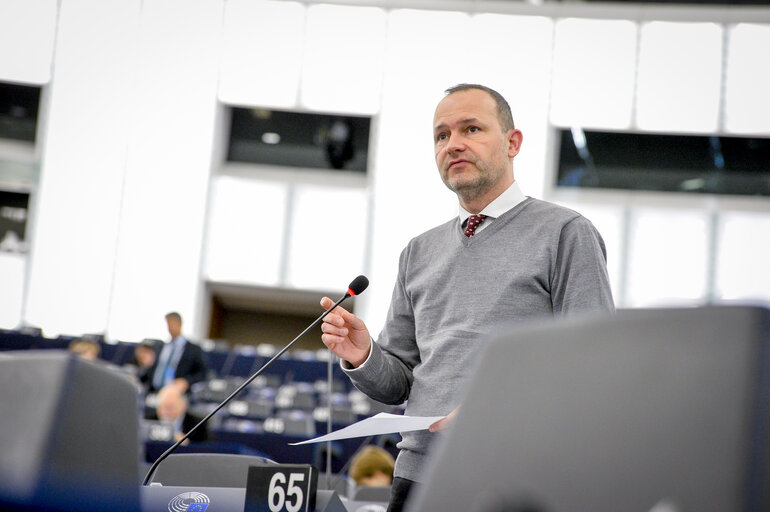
(507, 129), (523, 158)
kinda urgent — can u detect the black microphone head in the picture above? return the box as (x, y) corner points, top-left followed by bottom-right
(347, 275), (369, 296)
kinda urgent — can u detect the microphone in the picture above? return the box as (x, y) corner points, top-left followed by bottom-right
(346, 274), (369, 297)
(142, 275), (369, 486)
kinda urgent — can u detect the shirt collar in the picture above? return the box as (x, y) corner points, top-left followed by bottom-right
(167, 336), (187, 352)
(459, 181), (526, 224)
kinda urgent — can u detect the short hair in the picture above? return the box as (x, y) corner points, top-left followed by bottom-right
(68, 338), (101, 357)
(444, 83), (515, 131)
(138, 339), (157, 349)
(349, 446), (395, 485)
(165, 312), (182, 323)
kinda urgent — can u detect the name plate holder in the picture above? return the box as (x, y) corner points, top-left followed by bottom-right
(245, 464), (317, 512)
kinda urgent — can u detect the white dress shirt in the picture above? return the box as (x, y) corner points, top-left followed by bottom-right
(459, 180), (527, 234)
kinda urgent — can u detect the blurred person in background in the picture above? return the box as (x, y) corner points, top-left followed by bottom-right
(350, 445), (395, 488)
(131, 339), (158, 391)
(153, 384), (208, 444)
(68, 338), (100, 361)
(142, 312), (207, 394)
(70, 337), (143, 392)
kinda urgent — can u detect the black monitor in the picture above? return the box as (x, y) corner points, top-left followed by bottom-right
(0, 351), (141, 511)
(408, 305), (770, 512)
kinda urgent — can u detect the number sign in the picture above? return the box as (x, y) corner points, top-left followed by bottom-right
(245, 464), (317, 512)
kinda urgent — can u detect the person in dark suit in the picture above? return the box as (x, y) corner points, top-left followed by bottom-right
(153, 384), (208, 443)
(132, 339), (159, 386)
(141, 312), (207, 394)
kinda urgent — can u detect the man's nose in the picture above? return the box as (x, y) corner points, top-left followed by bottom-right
(446, 132), (465, 153)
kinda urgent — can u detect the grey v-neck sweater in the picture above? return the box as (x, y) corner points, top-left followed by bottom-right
(343, 197), (615, 481)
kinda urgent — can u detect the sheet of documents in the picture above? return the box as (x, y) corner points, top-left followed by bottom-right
(289, 412), (444, 445)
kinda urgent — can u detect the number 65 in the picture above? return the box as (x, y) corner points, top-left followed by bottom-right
(268, 472), (305, 512)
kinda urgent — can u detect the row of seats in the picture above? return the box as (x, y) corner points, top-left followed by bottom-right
(0, 328), (356, 389)
(145, 380), (397, 439)
(0, 328), (398, 425)
(188, 378), (388, 415)
(1, 328), (403, 473)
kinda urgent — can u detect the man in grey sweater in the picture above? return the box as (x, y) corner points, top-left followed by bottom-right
(320, 84), (615, 511)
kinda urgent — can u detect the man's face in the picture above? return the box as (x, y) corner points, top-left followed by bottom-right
(433, 89), (520, 203)
(166, 317), (182, 338)
(157, 393), (185, 422)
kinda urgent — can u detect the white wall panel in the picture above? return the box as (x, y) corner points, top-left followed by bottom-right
(0, 0), (57, 84)
(204, 176), (288, 286)
(219, 0), (305, 108)
(724, 23), (770, 134)
(715, 211), (770, 303)
(0, 253), (25, 329)
(301, 4), (387, 114)
(626, 208), (709, 307)
(25, 0), (139, 336)
(636, 21), (722, 133)
(470, 13), (553, 199)
(286, 184), (368, 292)
(550, 18), (637, 130)
(106, 0), (223, 342)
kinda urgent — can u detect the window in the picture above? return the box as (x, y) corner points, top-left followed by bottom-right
(556, 128), (770, 197)
(0, 190), (28, 253)
(0, 82), (41, 143)
(226, 107), (371, 173)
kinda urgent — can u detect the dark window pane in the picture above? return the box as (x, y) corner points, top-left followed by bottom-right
(0, 190), (29, 252)
(556, 129), (770, 197)
(0, 82), (41, 143)
(227, 107), (370, 173)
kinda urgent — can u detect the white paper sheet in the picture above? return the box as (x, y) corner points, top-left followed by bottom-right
(289, 412), (444, 445)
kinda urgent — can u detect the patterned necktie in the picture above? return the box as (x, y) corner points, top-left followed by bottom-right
(464, 214), (487, 237)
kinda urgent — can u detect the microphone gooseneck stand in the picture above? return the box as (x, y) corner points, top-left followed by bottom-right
(142, 275), (369, 486)
(326, 350), (334, 488)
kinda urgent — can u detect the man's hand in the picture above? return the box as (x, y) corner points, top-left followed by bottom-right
(429, 407), (459, 433)
(319, 297), (372, 368)
(170, 378), (190, 394)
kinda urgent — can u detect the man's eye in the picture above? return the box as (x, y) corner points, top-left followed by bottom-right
(468, 126), (480, 133)
(436, 133), (448, 142)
